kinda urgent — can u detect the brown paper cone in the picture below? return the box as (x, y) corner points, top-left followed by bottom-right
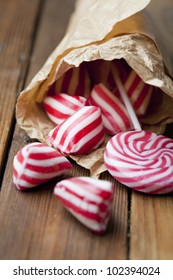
(16, 0), (173, 177)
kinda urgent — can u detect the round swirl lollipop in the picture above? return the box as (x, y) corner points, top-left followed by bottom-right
(104, 69), (173, 194)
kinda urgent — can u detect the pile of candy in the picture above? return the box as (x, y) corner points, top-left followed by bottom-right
(13, 60), (173, 233)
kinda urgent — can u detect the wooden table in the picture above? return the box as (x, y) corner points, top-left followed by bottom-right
(0, 0), (173, 260)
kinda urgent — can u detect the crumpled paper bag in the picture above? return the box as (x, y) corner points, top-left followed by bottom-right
(16, 0), (173, 177)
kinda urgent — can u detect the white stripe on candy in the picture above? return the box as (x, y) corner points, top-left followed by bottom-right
(108, 60), (153, 116)
(54, 177), (114, 233)
(54, 64), (91, 97)
(48, 106), (105, 155)
(43, 94), (86, 125)
(13, 142), (72, 190)
(87, 83), (132, 135)
(104, 131), (173, 194)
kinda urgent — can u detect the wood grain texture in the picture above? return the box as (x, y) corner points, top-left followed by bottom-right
(130, 0), (173, 260)
(0, 0), (41, 181)
(130, 193), (173, 260)
(0, 0), (173, 260)
(0, 0), (128, 260)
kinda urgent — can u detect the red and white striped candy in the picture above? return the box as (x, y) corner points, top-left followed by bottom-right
(43, 94), (87, 125)
(48, 106), (104, 155)
(107, 60), (153, 116)
(54, 177), (114, 233)
(13, 142), (72, 190)
(87, 83), (132, 135)
(104, 130), (173, 194)
(54, 64), (91, 97)
(123, 70), (153, 116)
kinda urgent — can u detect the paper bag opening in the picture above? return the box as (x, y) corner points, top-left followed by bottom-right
(16, 0), (173, 177)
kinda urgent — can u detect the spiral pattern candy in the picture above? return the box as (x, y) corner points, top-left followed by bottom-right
(104, 130), (173, 194)
(43, 94), (86, 125)
(13, 142), (72, 190)
(54, 177), (114, 233)
(48, 106), (104, 155)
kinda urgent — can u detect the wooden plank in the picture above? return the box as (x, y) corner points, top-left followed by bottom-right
(130, 0), (173, 260)
(130, 193), (173, 259)
(0, 0), (128, 259)
(0, 148), (128, 260)
(0, 0), (41, 181)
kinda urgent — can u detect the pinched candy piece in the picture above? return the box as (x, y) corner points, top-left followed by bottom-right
(104, 130), (173, 194)
(43, 94), (87, 125)
(54, 177), (114, 233)
(13, 142), (72, 190)
(48, 106), (104, 155)
(87, 83), (132, 135)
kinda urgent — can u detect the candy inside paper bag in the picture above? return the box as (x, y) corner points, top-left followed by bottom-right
(16, 0), (173, 177)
